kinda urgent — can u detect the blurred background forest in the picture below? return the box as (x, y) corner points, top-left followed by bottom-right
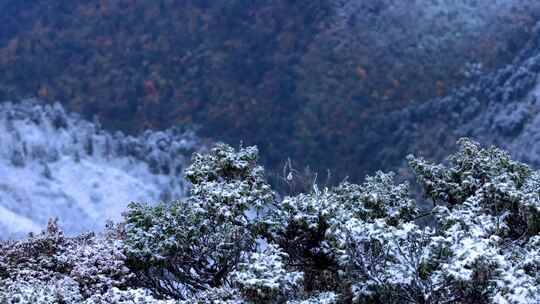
(1, 0), (540, 183)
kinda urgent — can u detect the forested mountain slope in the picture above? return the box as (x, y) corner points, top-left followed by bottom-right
(365, 22), (540, 176)
(0, 100), (200, 238)
(0, 0), (538, 181)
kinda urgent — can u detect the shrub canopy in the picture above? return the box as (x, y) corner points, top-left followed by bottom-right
(4, 139), (540, 303)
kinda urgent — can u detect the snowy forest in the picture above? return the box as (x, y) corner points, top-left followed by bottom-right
(3, 0), (540, 303)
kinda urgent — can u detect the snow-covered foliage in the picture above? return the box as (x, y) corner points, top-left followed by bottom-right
(0, 100), (200, 238)
(231, 244), (303, 303)
(0, 219), (171, 303)
(84, 288), (177, 304)
(124, 144), (275, 299)
(0, 277), (83, 304)
(262, 171), (419, 298)
(121, 140), (540, 303)
(7, 140), (540, 303)
(287, 292), (338, 304)
(0, 282), (174, 304)
(402, 139), (540, 303)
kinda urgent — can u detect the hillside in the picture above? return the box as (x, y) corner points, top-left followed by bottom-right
(1, 0), (539, 180)
(362, 21), (540, 176)
(0, 100), (200, 238)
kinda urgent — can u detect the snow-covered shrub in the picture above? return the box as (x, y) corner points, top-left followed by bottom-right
(263, 138), (540, 303)
(6, 139), (540, 303)
(178, 287), (242, 304)
(231, 244), (303, 303)
(0, 278), (83, 304)
(0, 219), (136, 302)
(124, 143), (275, 299)
(403, 139), (540, 303)
(340, 221), (437, 303)
(408, 138), (531, 208)
(85, 288), (177, 304)
(267, 171), (418, 294)
(287, 292), (338, 304)
(184, 143), (275, 229)
(58, 232), (133, 296)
